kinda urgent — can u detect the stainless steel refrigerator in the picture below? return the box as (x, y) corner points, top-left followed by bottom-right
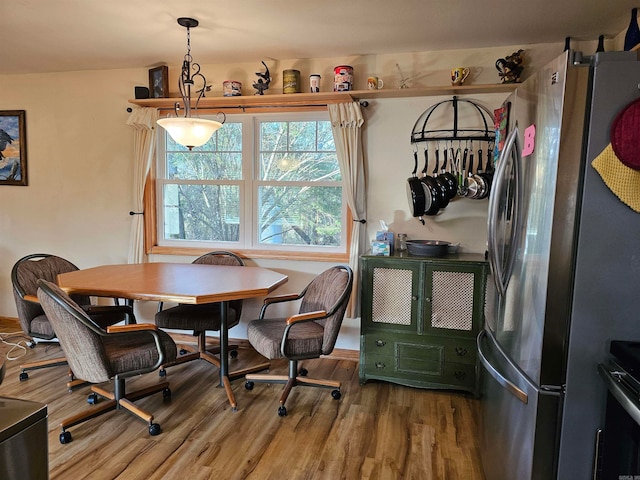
(477, 50), (640, 480)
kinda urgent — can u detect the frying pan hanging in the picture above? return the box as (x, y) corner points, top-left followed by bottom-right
(431, 148), (450, 209)
(421, 149), (441, 216)
(468, 148), (488, 199)
(475, 148), (493, 199)
(407, 150), (427, 221)
(464, 149), (479, 197)
(437, 146), (458, 200)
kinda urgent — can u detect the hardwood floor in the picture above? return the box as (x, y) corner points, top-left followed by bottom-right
(0, 327), (486, 480)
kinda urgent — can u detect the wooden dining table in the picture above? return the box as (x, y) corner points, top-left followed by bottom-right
(56, 262), (288, 410)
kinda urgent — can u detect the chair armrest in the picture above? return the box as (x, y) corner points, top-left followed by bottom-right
(105, 324), (168, 374)
(107, 323), (158, 334)
(264, 293), (301, 305)
(85, 305), (133, 315)
(84, 304), (136, 325)
(286, 310), (328, 325)
(24, 294), (39, 304)
(281, 310), (329, 358)
(260, 293), (302, 319)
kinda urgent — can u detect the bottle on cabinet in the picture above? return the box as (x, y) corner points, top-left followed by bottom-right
(624, 8), (640, 51)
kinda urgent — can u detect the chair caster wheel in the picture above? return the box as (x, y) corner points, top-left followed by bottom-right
(299, 368), (308, 377)
(149, 423), (162, 436)
(245, 381), (254, 390)
(230, 349), (238, 359)
(278, 406), (287, 417)
(19, 372), (28, 381)
(60, 431), (72, 444)
(87, 393), (99, 405)
(163, 387), (171, 399)
(179, 348), (188, 356)
(331, 389), (341, 400)
(159, 369), (166, 377)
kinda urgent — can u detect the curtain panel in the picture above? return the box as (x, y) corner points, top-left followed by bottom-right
(328, 102), (366, 318)
(125, 107), (158, 264)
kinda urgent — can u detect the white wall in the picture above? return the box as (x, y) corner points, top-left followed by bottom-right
(2, 39), (599, 350)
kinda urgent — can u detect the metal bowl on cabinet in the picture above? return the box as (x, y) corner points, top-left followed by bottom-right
(405, 240), (451, 257)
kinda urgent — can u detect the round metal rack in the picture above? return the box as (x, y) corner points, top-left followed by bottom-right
(410, 96), (495, 144)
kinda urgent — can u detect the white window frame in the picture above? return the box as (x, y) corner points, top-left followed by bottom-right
(155, 111), (348, 256)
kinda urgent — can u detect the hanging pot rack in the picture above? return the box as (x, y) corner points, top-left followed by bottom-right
(410, 96), (496, 145)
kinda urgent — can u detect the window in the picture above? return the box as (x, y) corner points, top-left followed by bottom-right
(155, 112), (347, 257)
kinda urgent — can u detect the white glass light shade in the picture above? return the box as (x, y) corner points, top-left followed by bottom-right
(157, 117), (222, 149)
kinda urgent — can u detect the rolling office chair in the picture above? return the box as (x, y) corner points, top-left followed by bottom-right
(36, 279), (177, 444)
(154, 251), (245, 376)
(244, 265), (353, 416)
(11, 253), (134, 387)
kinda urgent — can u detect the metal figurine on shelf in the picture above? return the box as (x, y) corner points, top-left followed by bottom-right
(396, 63), (415, 89)
(253, 61), (271, 95)
(197, 84), (212, 97)
(495, 49), (525, 84)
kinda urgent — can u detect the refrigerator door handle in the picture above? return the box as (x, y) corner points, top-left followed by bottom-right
(477, 329), (529, 404)
(487, 127), (522, 296)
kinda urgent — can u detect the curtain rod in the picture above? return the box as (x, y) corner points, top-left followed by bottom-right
(126, 101), (368, 113)
(159, 101), (370, 111)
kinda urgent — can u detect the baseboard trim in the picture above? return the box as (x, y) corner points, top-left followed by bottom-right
(0, 316), (21, 330)
(169, 332), (360, 362)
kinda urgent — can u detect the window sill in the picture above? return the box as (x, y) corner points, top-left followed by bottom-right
(149, 245), (349, 262)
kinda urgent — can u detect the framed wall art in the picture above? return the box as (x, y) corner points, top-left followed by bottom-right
(0, 110), (28, 186)
(149, 66), (169, 98)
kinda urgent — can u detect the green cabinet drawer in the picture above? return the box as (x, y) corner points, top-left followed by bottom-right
(362, 334), (477, 366)
(361, 353), (477, 392)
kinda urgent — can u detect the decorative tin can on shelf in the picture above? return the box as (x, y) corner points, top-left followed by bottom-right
(222, 80), (242, 97)
(283, 69), (301, 94)
(334, 65), (353, 91)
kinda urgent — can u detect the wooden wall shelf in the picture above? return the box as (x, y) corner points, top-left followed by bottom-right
(350, 83), (517, 99)
(128, 83), (516, 110)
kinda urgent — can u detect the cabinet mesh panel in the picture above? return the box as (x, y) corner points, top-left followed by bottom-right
(372, 267), (412, 325)
(431, 270), (474, 330)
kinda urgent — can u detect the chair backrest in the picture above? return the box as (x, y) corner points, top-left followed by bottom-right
(193, 251), (245, 317)
(36, 280), (112, 383)
(11, 254), (90, 336)
(299, 265), (353, 355)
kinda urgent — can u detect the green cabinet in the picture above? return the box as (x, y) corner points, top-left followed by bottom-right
(359, 253), (488, 395)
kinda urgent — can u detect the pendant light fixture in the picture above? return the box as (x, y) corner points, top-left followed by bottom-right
(157, 17), (224, 150)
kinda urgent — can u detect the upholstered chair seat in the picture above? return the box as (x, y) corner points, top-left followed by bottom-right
(247, 317), (325, 359)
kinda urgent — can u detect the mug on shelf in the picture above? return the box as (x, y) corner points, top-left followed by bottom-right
(451, 67), (470, 86)
(367, 76), (384, 90)
(310, 74), (321, 93)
